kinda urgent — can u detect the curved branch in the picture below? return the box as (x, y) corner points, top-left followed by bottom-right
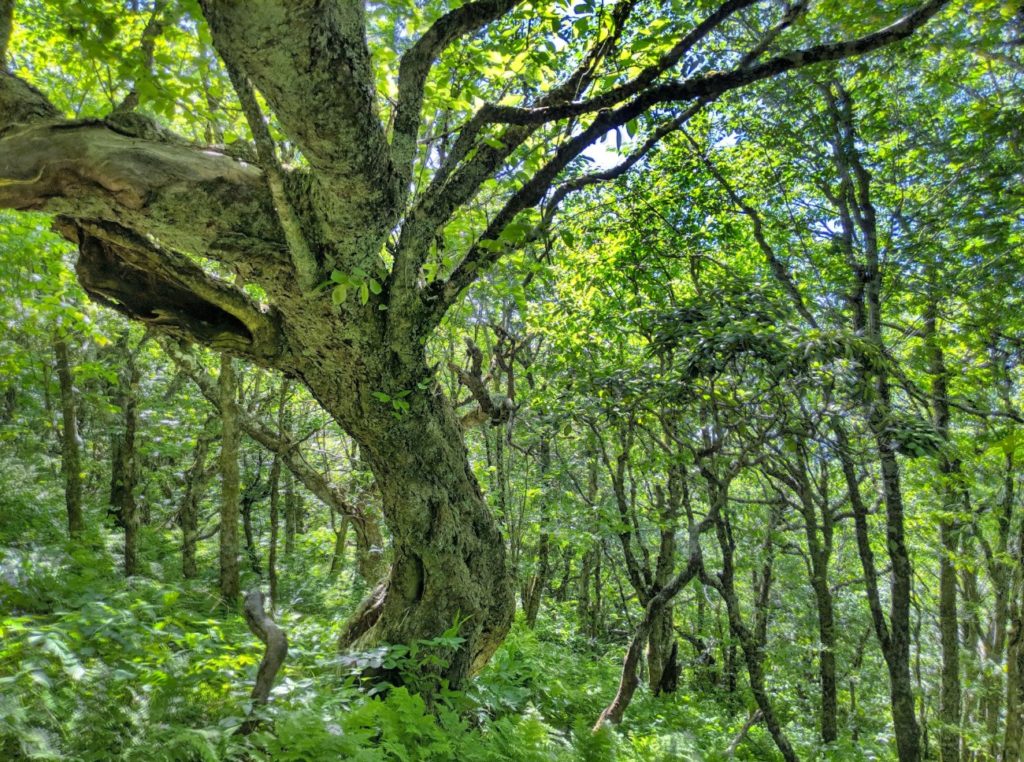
(392, 0), (523, 183)
(435, 0), (947, 312)
(241, 589), (288, 732)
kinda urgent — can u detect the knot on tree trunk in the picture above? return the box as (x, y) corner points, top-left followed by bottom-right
(242, 589), (288, 732)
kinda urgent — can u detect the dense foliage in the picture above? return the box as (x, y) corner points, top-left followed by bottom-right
(1, 0), (1022, 760)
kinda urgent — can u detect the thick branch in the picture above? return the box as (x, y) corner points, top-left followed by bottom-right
(63, 220), (288, 365)
(199, 1), (399, 260)
(0, 118), (287, 267)
(389, 0), (640, 311)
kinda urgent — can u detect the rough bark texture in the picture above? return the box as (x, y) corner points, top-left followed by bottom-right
(52, 336), (84, 537)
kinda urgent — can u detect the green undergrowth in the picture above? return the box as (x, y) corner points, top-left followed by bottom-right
(0, 490), (888, 761)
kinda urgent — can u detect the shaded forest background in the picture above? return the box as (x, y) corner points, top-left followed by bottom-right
(1, 0), (1023, 760)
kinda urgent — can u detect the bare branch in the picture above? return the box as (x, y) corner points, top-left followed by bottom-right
(449, 337), (514, 428)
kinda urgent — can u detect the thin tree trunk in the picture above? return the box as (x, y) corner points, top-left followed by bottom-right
(523, 530), (549, 628)
(925, 299), (962, 762)
(219, 354), (241, 604)
(241, 478), (263, 576)
(825, 82), (920, 761)
(268, 380), (289, 607)
(1006, 464), (1024, 762)
(522, 438), (552, 628)
(268, 453), (281, 604)
(284, 468), (297, 556)
(53, 335), (84, 536)
(180, 423), (213, 579)
(329, 514), (349, 577)
(109, 333), (141, 576)
(709, 493), (798, 762)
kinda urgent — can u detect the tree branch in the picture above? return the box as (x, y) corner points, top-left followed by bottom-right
(63, 219), (289, 365)
(240, 589), (288, 733)
(221, 58), (320, 290)
(392, 0), (523, 185)
(113, 1), (169, 114)
(0, 117), (286, 268)
(485, 0), (760, 125)
(199, 1), (399, 263)
(388, 0), (640, 323)
(434, 0), (947, 312)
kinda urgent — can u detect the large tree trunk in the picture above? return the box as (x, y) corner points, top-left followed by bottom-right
(339, 389), (516, 680)
(53, 335), (84, 537)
